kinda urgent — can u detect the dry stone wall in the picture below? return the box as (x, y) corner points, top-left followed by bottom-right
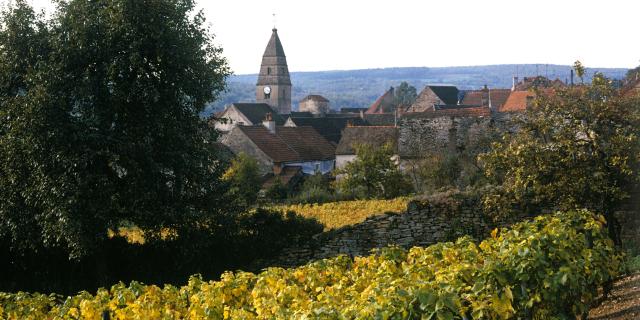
(263, 191), (518, 268)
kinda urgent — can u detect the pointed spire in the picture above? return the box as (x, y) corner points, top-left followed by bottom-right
(262, 28), (286, 58)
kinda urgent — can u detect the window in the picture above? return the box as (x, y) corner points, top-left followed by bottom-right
(265, 93), (270, 99)
(267, 67), (271, 75)
(280, 67), (284, 73)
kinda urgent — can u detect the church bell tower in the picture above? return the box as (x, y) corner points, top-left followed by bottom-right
(256, 28), (292, 114)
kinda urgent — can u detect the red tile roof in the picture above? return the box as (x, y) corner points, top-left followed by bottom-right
(238, 126), (300, 163)
(275, 126), (336, 161)
(500, 91), (533, 112)
(366, 87), (395, 114)
(460, 89), (511, 109)
(237, 126), (335, 163)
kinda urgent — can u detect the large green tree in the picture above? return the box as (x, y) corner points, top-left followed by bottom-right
(481, 74), (640, 245)
(0, 0), (231, 259)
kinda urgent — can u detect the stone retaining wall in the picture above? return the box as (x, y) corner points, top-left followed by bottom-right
(262, 191), (506, 268)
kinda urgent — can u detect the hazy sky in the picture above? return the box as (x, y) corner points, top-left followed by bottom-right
(18, 0), (640, 74)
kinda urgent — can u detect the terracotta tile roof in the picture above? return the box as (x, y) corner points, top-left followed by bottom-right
(237, 126), (300, 163)
(238, 125), (336, 163)
(300, 94), (329, 102)
(460, 91), (482, 105)
(460, 89), (511, 108)
(336, 126), (398, 155)
(366, 87), (396, 114)
(500, 91), (534, 112)
(275, 126), (336, 161)
(402, 106), (491, 119)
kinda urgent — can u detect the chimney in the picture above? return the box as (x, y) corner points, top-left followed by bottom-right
(570, 69), (574, 86)
(359, 109), (364, 119)
(512, 76), (519, 91)
(262, 113), (276, 134)
(481, 84), (489, 107)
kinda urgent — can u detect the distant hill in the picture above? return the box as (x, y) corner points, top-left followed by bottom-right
(204, 64), (628, 116)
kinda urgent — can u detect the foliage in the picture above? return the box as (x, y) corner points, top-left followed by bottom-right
(625, 255), (640, 274)
(290, 173), (334, 204)
(236, 208), (324, 257)
(0, 0), (231, 260)
(394, 81), (418, 107)
(223, 153), (261, 208)
(405, 123), (498, 194)
(270, 197), (410, 230)
(625, 64), (639, 82)
(573, 60), (586, 83)
(336, 143), (413, 199)
(481, 74), (640, 244)
(264, 178), (289, 202)
(0, 210), (621, 319)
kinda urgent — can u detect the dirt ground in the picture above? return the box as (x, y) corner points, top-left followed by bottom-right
(588, 273), (640, 320)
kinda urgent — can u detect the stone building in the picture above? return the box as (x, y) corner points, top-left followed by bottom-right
(407, 85), (460, 112)
(299, 95), (330, 116)
(220, 114), (335, 176)
(284, 116), (367, 145)
(213, 103), (284, 133)
(366, 87), (396, 114)
(256, 28), (292, 114)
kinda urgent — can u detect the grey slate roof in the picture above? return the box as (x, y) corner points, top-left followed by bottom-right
(362, 113), (396, 126)
(428, 86), (460, 105)
(232, 103), (285, 125)
(262, 28), (286, 57)
(287, 116), (367, 144)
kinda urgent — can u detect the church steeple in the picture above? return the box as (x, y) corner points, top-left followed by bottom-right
(256, 28), (292, 114)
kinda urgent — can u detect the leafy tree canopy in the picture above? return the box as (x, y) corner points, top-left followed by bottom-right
(0, 0), (231, 259)
(336, 143), (413, 199)
(394, 81), (417, 107)
(222, 153), (261, 208)
(481, 73), (640, 244)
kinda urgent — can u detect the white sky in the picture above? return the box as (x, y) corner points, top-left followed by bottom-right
(18, 0), (640, 74)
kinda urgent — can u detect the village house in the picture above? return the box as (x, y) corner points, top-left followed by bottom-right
(221, 113), (336, 177)
(298, 94), (330, 116)
(213, 103), (285, 132)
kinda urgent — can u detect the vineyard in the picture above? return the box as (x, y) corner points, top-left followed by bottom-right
(0, 210), (621, 319)
(270, 197), (410, 230)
